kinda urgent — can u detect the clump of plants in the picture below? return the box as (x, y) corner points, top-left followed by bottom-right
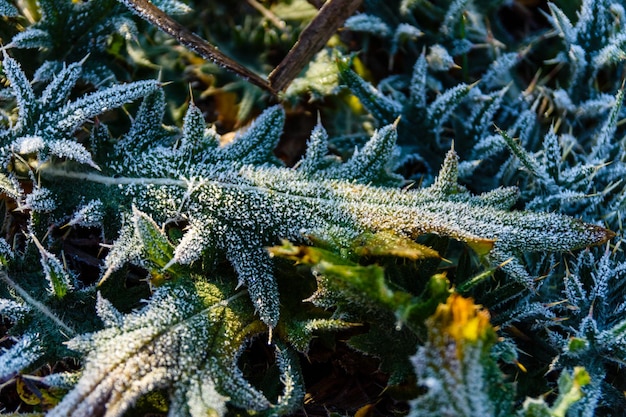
(0, 0), (624, 416)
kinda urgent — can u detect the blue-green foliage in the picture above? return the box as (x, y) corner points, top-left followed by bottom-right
(336, 0), (626, 415)
(7, 0), (189, 85)
(0, 46), (613, 414)
(0, 0), (625, 415)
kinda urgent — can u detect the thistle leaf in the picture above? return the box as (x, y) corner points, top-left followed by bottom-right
(221, 104), (285, 165)
(0, 333), (44, 382)
(40, 61), (83, 109)
(350, 230), (441, 260)
(50, 279), (299, 417)
(53, 80), (160, 137)
(1, 53), (36, 132)
(337, 58), (402, 124)
(408, 294), (513, 417)
(30, 234), (72, 299)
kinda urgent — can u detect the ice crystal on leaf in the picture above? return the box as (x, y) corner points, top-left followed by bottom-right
(0, 333), (44, 383)
(0, 53), (159, 173)
(0, 0), (16, 16)
(50, 279), (302, 417)
(6, 0), (189, 84)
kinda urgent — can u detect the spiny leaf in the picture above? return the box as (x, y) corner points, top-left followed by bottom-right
(409, 294), (513, 417)
(269, 240), (450, 332)
(221, 104), (285, 164)
(337, 58), (402, 124)
(30, 234), (72, 299)
(50, 279), (301, 417)
(1, 53), (36, 132)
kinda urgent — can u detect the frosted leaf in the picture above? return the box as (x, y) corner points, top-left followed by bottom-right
(170, 219), (214, 266)
(567, 44), (587, 87)
(589, 89), (622, 161)
(180, 376), (227, 417)
(117, 89), (168, 153)
(480, 52), (519, 89)
(392, 24), (423, 51)
(391, 24), (423, 58)
(226, 242), (280, 328)
(23, 186), (56, 212)
(542, 129), (561, 180)
(31, 234), (73, 298)
(426, 44), (456, 72)
(221, 105), (285, 165)
(440, 0), (470, 36)
(429, 148), (463, 195)
(50, 280), (292, 417)
(0, 333), (43, 380)
(95, 15), (137, 44)
(575, 0), (611, 51)
(8, 28), (52, 49)
(41, 61), (83, 109)
(12, 135), (45, 154)
(472, 134), (506, 159)
(552, 89), (575, 112)
(181, 102), (206, 147)
(427, 82), (473, 133)
(330, 123), (402, 185)
(48, 139), (100, 170)
(344, 14), (391, 37)
(409, 54), (428, 109)
(0, 298), (29, 322)
(66, 199), (104, 228)
(297, 122), (337, 174)
(95, 292), (124, 328)
(593, 31), (626, 68)
(271, 343), (305, 415)
(41, 372), (81, 389)
(32, 61), (64, 83)
(54, 80), (160, 137)
(498, 128), (543, 178)
(100, 217), (143, 283)
(546, 3), (576, 47)
(337, 59), (402, 123)
(0, 172), (21, 201)
(1, 53), (36, 132)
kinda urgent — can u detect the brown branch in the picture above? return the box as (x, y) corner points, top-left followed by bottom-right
(268, 0), (362, 92)
(119, 0), (276, 95)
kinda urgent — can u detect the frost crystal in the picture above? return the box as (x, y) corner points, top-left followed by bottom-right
(0, 333), (43, 381)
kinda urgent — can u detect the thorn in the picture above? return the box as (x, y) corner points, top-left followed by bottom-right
(79, 53), (91, 65)
(467, 79), (481, 90)
(188, 83), (195, 104)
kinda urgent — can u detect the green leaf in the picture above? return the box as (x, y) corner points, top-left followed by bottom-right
(350, 230), (441, 260)
(131, 206), (176, 273)
(337, 57), (402, 124)
(50, 279), (301, 417)
(30, 234), (72, 299)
